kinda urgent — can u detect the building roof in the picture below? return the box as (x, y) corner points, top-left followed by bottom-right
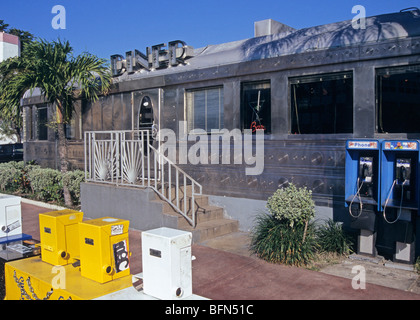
(115, 8), (420, 82)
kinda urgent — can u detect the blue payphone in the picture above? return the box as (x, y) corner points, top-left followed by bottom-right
(345, 139), (382, 213)
(379, 140), (419, 263)
(345, 140), (382, 256)
(380, 140), (419, 221)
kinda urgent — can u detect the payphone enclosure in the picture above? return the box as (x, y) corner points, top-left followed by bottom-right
(381, 140), (419, 223)
(345, 140), (381, 221)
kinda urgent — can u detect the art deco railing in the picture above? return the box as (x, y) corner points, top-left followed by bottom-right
(84, 130), (202, 227)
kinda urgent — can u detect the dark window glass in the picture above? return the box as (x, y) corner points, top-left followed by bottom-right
(377, 65), (420, 133)
(37, 106), (48, 140)
(290, 72), (353, 134)
(139, 96), (154, 128)
(241, 81), (271, 133)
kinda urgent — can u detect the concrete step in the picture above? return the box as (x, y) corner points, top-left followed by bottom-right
(162, 205), (224, 228)
(159, 195), (209, 213)
(182, 218), (239, 243)
(149, 186), (239, 244)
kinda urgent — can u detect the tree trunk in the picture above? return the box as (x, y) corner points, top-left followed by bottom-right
(57, 121), (72, 206)
(302, 219), (308, 243)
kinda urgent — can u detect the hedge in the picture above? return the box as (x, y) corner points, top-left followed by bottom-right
(0, 161), (84, 206)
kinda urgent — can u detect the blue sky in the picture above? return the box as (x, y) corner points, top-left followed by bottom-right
(1, 0), (419, 60)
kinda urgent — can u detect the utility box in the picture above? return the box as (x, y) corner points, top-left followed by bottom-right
(39, 209), (83, 266)
(79, 217), (130, 284)
(142, 227), (192, 300)
(0, 195), (23, 241)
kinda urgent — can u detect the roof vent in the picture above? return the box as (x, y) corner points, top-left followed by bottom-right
(254, 19), (296, 37)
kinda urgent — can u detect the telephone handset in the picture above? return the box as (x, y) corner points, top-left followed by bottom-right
(358, 157), (373, 197)
(383, 158), (413, 224)
(396, 158), (411, 186)
(349, 156), (374, 218)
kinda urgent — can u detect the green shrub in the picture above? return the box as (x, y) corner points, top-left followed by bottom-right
(316, 219), (354, 255)
(62, 170), (85, 205)
(250, 212), (318, 266)
(267, 183), (315, 228)
(251, 183), (318, 267)
(0, 162), (19, 192)
(28, 167), (63, 202)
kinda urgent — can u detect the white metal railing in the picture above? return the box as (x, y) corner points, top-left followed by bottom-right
(84, 130), (202, 227)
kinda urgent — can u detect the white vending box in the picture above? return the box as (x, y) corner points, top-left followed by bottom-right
(142, 227), (192, 300)
(0, 195), (23, 241)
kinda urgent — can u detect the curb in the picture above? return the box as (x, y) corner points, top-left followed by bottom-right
(0, 192), (68, 211)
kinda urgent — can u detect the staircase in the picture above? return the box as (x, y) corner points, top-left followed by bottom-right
(150, 185), (239, 243)
(84, 129), (239, 243)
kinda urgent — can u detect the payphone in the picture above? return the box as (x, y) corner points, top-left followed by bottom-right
(379, 140), (419, 263)
(345, 140), (381, 256)
(345, 140), (381, 214)
(358, 156), (374, 198)
(381, 141), (418, 221)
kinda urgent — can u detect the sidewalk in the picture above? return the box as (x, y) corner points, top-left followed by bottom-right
(19, 202), (420, 300)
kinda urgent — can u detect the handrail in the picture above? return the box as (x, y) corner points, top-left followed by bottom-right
(148, 144), (202, 227)
(84, 130), (203, 227)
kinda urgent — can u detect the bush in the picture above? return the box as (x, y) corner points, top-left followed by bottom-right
(27, 167), (63, 203)
(0, 162), (20, 192)
(267, 183), (315, 228)
(250, 212), (318, 266)
(316, 219), (354, 255)
(0, 161), (84, 206)
(251, 183), (318, 267)
(62, 170), (85, 205)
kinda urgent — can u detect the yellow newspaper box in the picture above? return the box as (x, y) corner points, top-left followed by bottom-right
(39, 209), (83, 266)
(79, 217), (130, 284)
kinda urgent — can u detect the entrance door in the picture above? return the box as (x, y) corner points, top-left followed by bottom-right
(138, 96), (154, 130)
(133, 89), (161, 136)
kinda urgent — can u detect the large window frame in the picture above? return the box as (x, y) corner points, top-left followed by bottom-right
(290, 71), (353, 135)
(241, 80), (271, 134)
(185, 86), (224, 133)
(376, 64), (420, 134)
(36, 105), (48, 141)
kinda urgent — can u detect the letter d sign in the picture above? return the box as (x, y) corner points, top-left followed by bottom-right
(52, 5), (66, 30)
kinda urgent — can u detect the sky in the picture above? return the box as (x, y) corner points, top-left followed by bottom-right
(1, 0), (419, 60)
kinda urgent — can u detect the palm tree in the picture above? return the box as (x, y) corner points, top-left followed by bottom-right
(0, 22), (34, 142)
(0, 38), (111, 205)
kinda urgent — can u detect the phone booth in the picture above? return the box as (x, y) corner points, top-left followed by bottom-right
(345, 139), (382, 256)
(379, 140), (419, 263)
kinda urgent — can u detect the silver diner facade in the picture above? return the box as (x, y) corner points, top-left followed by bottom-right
(20, 10), (420, 245)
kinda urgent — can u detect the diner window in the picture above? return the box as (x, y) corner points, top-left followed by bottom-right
(65, 118), (76, 139)
(36, 106), (48, 140)
(186, 86), (224, 132)
(290, 72), (353, 134)
(377, 65), (420, 133)
(241, 81), (271, 133)
(65, 106), (82, 140)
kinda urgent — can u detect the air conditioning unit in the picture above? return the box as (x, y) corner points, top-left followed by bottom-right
(0, 195), (23, 242)
(142, 227), (192, 300)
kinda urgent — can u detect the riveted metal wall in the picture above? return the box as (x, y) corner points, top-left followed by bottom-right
(20, 33), (420, 208)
